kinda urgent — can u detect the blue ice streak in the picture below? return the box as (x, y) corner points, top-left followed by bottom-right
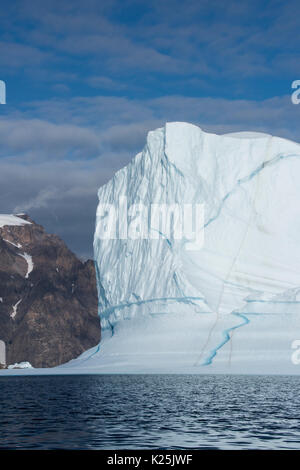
(203, 312), (250, 366)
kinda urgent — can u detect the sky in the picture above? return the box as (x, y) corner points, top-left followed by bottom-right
(0, 0), (299, 258)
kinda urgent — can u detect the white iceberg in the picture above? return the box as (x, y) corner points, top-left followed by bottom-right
(8, 362), (33, 369)
(75, 122), (300, 374)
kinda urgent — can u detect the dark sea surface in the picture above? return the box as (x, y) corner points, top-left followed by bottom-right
(0, 374), (300, 449)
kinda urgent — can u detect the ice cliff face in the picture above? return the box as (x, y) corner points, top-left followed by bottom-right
(89, 122), (300, 374)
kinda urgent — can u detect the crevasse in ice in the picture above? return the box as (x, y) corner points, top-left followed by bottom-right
(78, 122), (300, 374)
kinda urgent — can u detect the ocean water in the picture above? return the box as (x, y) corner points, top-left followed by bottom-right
(0, 374), (300, 450)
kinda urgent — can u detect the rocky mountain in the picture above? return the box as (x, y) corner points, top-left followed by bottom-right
(0, 214), (100, 368)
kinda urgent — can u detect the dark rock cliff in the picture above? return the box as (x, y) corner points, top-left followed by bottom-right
(0, 214), (100, 368)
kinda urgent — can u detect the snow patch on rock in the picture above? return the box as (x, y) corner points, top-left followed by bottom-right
(0, 215), (31, 228)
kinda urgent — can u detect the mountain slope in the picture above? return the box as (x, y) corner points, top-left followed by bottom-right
(0, 214), (100, 367)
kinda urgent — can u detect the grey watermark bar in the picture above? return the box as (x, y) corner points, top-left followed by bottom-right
(0, 80), (6, 104)
(291, 80), (300, 104)
(0, 340), (6, 367)
(291, 340), (300, 364)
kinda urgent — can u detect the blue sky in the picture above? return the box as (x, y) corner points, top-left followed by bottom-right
(0, 0), (299, 257)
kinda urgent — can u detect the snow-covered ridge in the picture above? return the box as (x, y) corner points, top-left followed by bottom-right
(90, 122), (300, 374)
(0, 214), (31, 228)
(18, 253), (34, 279)
(11, 299), (22, 319)
(0, 215), (34, 280)
(4, 239), (22, 249)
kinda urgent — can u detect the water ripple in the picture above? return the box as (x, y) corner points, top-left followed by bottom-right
(1, 374), (300, 449)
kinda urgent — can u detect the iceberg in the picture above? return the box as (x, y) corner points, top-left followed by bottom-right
(73, 122), (300, 374)
(7, 362), (33, 369)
